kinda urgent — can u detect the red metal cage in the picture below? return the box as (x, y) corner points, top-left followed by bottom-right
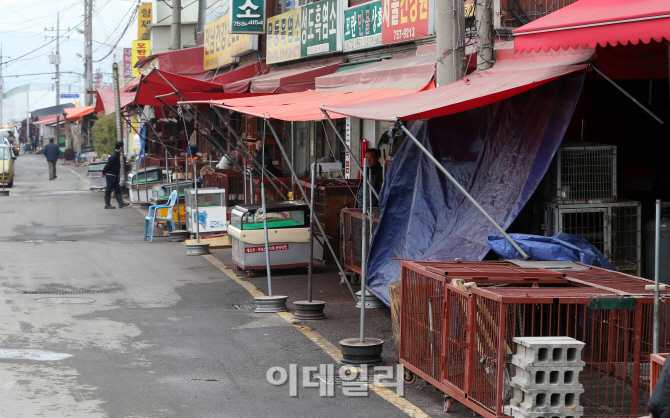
(341, 207), (380, 274)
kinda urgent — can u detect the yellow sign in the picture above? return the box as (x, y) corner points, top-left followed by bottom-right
(132, 40), (151, 77)
(138, 2), (152, 40)
(158, 205), (186, 223)
(203, 14), (257, 70)
(266, 9), (301, 64)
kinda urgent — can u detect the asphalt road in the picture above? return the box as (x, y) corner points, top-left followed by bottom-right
(0, 154), (432, 417)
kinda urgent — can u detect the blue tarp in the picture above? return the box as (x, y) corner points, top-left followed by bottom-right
(366, 74), (585, 306)
(487, 232), (616, 270)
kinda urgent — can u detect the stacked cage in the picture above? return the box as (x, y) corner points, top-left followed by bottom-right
(538, 143), (641, 276)
(341, 208), (381, 274)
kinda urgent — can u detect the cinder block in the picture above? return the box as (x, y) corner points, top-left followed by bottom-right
(507, 404), (584, 418)
(512, 365), (583, 391)
(513, 337), (585, 368)
(510, 385), (583, 414)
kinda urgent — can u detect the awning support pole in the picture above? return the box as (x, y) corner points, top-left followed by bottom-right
(653, 199), (660, 354)
(321, 109), (379, 200)
(398, 120), (529, 260)
(265, 119), (358, 302)
(592, 65), (664, 125)
(209, 105), (287, 200)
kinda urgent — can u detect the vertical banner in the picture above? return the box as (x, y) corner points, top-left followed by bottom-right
(300, 0), (341, 57)
(230, 0), (266, 34)
(266, 9), (301, 64)
(345, 117), (351, 179)
(138, 2), (152, 40)
(381, 0), (433, 44)
(123, 48), (132, 78)
(132, 40), (151, 77)
(344, 1), (382, 51)
(204, 14), (258, 70)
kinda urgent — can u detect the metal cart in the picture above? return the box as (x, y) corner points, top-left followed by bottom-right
(185, 187), (228, 234)
(87, 161), (107, 190)
(228, 201), (310, 277)
(128, 166), (163, 204)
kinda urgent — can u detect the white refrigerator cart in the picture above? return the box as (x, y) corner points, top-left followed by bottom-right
(185, 187), (227, 234)
(228, 201), (311, 277)
(87, 161), (107, 190)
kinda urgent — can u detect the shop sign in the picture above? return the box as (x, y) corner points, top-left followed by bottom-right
(230, 0), (266, 34)
(204, 13), (258, 70)
(123, 48), (132, 78)
(381, 0), (433, 44)
(245, 244), (290, 253)
(131, 40), (151, 77)
(344, 1), (382, 51)
(266, 9), (302, 64)
(138, 2), (152, 41)
(300, 0), (341, 57)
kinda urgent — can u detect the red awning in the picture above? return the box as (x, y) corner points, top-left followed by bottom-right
(122, 77), (140, 92)
(134, 46), (210, 79)
(321, 44), (593, 121)
(204, 88), (417, 121)
(37, 106), (96, 125)
(224, 62), (342, 94)
(94, 89), (136, 114)
(513, 0), (670, 53)
(156, 91), (268, 107)
(135, 69), (224, 106)
(206, 61), (268, 85)
(316, 50), (435, 91)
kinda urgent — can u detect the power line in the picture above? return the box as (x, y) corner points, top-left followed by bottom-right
(93, 6), (138, 62)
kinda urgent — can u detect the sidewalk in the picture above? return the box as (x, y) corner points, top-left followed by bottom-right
(207, 247), (471, 417)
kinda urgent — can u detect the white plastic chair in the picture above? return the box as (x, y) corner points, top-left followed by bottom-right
(144, 190), (178, 242)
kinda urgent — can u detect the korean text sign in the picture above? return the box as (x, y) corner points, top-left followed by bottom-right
(123, 48), (132, 78)
(204, 13), (258, 70)
(266, 9), (301, 64)
(344, 1), (382, 51)
(300, 0), (341, 57)
(381, 0), (433, 44)
(138, 2), (152, 41)
(230, 0), (266, 34)
(131, 40), (151, 77)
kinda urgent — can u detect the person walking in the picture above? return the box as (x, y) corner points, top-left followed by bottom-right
(43, 138), (61, 180)
(101, 142), (130, 209)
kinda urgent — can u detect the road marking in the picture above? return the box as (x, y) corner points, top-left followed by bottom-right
(0, 348), (72, 361)
(63, 165), (90, 184)
(202, 254), (430, 418)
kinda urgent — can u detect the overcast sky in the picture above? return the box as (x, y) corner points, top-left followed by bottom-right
(0, 0), (140, 93)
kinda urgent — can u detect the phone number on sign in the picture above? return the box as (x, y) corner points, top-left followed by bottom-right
(245, 244), (290, 253)
(393, 26), (415, 41)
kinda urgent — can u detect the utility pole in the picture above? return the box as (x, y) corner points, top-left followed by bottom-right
(476, 0), (494, 71)
(113, 63), (126, 187)
(0, 45), (9, 127)
(171, 0), (182, 51)
(46, 13), (69, 106)
(436, 0), (466, 86)
(85, 0), (93, 106)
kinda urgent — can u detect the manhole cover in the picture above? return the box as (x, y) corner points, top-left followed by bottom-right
(35, 297), (96, 304)
(233, 303), (256, 310)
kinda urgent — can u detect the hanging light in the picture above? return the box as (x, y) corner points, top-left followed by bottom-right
(75, 28), (85, 34)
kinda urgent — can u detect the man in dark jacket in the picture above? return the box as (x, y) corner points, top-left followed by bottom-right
(355, 147), (383, 208)
(43, 138), (61, 180)
(101, 141), (130, 209)
(649, 357), (670, 418)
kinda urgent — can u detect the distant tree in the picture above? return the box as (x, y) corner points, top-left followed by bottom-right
(90, 113), (116, 155)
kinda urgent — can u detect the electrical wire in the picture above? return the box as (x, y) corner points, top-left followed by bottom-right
(93, 7), (138, 61)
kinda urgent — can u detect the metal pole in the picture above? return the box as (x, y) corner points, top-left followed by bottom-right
(165, 148), (170, 183)
(308, 163), (315, 302)
(265, 119), (357, 302)
(592, 66), (664, 125)
(262, 183), (272, 295)
(175, 155), (181, 229)
(249, 169), (254, 203)
(112, 63), (125, 187)
(193, 153), (200, 243)
(84, 0), (93, 106)
(654, 199), (661, 354)
(171, 0), (182, 51)
(243, 169), (248, 204)
(55, 12), (60, 106)
(360, 158), (368, 343)
(476, 0), (493, 71)
(398, 122), (529, 259)
(320, 109), (379, 201)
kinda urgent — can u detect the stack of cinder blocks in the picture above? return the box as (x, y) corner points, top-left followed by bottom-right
(508, 337), (585, 418)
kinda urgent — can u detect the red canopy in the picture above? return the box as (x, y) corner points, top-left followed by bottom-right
(134, 69), (224, 106)
(513, 0), (670, 53)
(37, 106), (96, 125)
(224, 62), (341, 94)
(321, 44), (593, 121)
(206, 61), (268, 85)
(134, 46), (210, 79)
(315, 53), (435, 91)
(205, 88), (417, 121)
(94, 89), (136, 114)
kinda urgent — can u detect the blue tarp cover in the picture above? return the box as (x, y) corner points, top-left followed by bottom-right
(487, 232), (616, 270)
(366, 74), (585, 306)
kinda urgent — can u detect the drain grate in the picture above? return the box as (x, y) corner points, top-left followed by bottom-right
(233, 303), (256, 310)
(23, 291), (104, 295)
(19, 240), (76, 244)
(36, 297), (96, 304)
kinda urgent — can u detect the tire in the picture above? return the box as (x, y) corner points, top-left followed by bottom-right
(403, 369), (416, 385)
(443, 396), (452, 413)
